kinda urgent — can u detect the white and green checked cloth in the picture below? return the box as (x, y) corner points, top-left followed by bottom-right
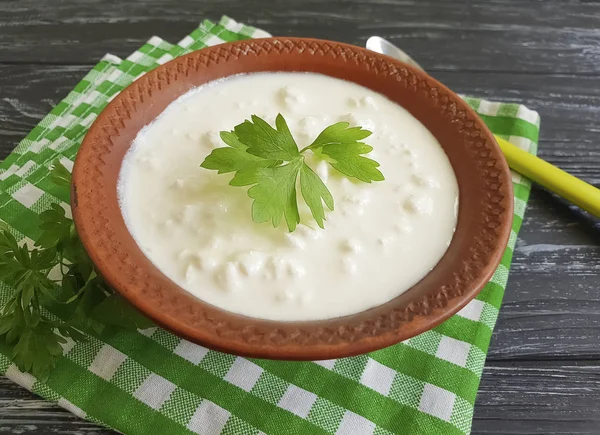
(0, 16), (540, 435)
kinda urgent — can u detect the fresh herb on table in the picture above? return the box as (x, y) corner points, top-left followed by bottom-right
(0, 162), (153, 380)
(201, 114), (385, 231)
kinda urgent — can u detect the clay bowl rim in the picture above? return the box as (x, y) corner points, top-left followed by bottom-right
(71, 37), (513, 360)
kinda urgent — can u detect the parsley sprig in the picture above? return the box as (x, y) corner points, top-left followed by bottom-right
(201, 114), (384, 231)
(0, 161), (153, 380)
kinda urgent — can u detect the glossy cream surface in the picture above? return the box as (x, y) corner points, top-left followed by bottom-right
(119, 72), (459, 321)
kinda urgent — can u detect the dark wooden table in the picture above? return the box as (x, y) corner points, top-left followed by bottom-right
(1, 1), (599, 434)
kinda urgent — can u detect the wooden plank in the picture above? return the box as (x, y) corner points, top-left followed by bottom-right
(1, 0), (600, 73)
(0, 377), (113, 434)
(472, 360), (600, 435)
(0, 65), (90, 156)
(2, 65), (600, 150)
(3, 66), (600, 177)
(488, 187), (600, 360)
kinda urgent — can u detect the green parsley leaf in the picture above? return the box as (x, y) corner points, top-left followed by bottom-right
(49, 160), (72, 187)
(200, 130), (285, 174)
(0, 166), (154, 379)
(299, 163), (334, 229)
(229, 167), (264, 187)
(232, 160), (303, 232)
(0, 229), (18, 258)
(90, 293), (155, 330)
(200, 138), (282, 174)
(11, 318), (65, 380)
(201, 114), (384, 231)
(37, 203), (72, 249)
(305, 121), (372, 150)
(321, 142), (384, 183)
(47, 160), (72, 203)
(66, 278), (111, 335)
(305, 122), (383, 182)
(220, 130), (247, 150)
(235, 114), (300, 161)
(0, 235), (56, 308)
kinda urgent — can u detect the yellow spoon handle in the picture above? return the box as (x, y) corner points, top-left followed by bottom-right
(494, 136), (600, 217)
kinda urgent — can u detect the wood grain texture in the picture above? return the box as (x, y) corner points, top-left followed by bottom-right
(1, 0), (600, 73)
(0, 378), (113, 435)
(3, 66), (600, 177)
(0, 0), (599, 434)
(473, 361), (600, 435)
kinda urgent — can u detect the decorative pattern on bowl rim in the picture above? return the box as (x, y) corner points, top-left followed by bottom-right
(72, 38), (513, 360)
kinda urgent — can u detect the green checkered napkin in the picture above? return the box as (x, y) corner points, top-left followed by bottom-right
(0, 16), (540, 435)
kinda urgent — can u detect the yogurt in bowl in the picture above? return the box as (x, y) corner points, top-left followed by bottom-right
(72, 38), (512, 359)
(118, 72), (459, 321)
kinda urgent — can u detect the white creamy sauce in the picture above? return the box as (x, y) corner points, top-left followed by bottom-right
(119, 72), (459, 321)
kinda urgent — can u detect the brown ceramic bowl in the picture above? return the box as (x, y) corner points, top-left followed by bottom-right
(72, 38), (513, 360)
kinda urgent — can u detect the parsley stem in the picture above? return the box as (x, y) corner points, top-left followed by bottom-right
(201, 114), (382, 231)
